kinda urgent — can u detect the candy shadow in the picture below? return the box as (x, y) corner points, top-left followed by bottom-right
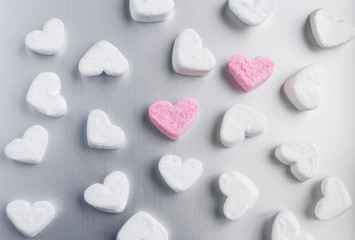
(167, 40), (175, 75)
(221, 64), (245, 93)
(19, 43), (33, 58)
(20, 81), (33, 115)
(71, 62), (81, 80)
(260, 212), (276, 240)
(268, 148), (300, 184)
(123, 0), (132, 22)
(110, 231), (119, 240)
(305, 179), (322, 219)
(111, 215), (131, 240)
(83, 74), (121, 82)
(0, 151), (11, 165)
(303, 16), (321, 52)
(210, 175), (229, 222)
(76, 192), (90, 212)
(220, 1), (249, 32)
(211, 111), (225, 149)
(80, 116), (88, 149)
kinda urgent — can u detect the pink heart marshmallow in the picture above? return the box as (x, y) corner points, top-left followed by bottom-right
(149, 98), (199, 141)
(228, 55), (275, 92)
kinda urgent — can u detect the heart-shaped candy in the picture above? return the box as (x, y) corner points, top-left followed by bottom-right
(172, 28), (216, 76)
(275, 140), (318, 181)
(79, 40), (129, 77)
(228, 0), (276, 26)
(149, 98), (199, 140)
(159, 154), (203, 192)
(229, 55), (274, 91)
(310, 9), (355, 48)
(219, 171), (259, 221)
(25, 18), (65, 55)
(117, 211), (168, 240)
(272, 210), (314, 240)
(6, 200), (55, 238)
(5, 125), (48, 164)
(84, 171), (129, 213)
(26, 72), (67, 117)
(284, 65), (320, 111)
(220, 104), (267, 148)
(315, 176), (352, 220)
(130, 0), (174, 22)
(87, 109), (126, 149)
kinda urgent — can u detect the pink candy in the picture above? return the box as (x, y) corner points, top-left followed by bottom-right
(149, 98), (199, 140)
(228, 55), (275, 92)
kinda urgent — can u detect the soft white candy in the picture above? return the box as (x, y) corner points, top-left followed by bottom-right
(6, 200), (55, 238)
(315, 176), (352, 220)
(84, 171), (129, 213)
(26, 72), (67, 117)
(220, 104), (267, 148)
(5, 125), (48, 164)
(87, 109), (126, 149)
(272, 210), (314, 240)
(219, 171), (259, 221)
(79, 40), (129, 77)
(284, 65), (320, 111)
(130, 0), (174, 22)
(310, 9), (355, 48)
(159, 154), (203, 192)
(25, 18), (65, 55)
(275, 140), (318, 181)
(228, 0), (276, 26)
(117, 211), (168, 240)
(172, 28), (216, 77)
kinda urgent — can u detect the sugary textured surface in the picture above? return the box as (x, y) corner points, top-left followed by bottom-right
(229, 55), (274, 91)
(4, 125), (48, 164)
(219, 171), (259, 221)
(315, 176), (352, 220)
(6, 200), (55, 238)
(117, 211), (168, 240)
(149, 98), (199, 140)
(25, 18), (65, 55)
(84, 171), (129, 213)
(87, 109), (126, 149)
(79, 40), (129, 77)
(284, 65), (320, 111)
(228, 0), (276, 26)
(26, 72), (67, 117)
(272, 210), (314, 240)
(220, 104), (267, 148)
(275, 140), (318, 181)
(310, 9), (355, 48)
(159, 154), (203, 192)
(130, 0), (174, 22)
(172, 28), (216, 76)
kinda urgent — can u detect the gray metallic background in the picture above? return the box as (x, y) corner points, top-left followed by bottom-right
(0, 0), (355, 239)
